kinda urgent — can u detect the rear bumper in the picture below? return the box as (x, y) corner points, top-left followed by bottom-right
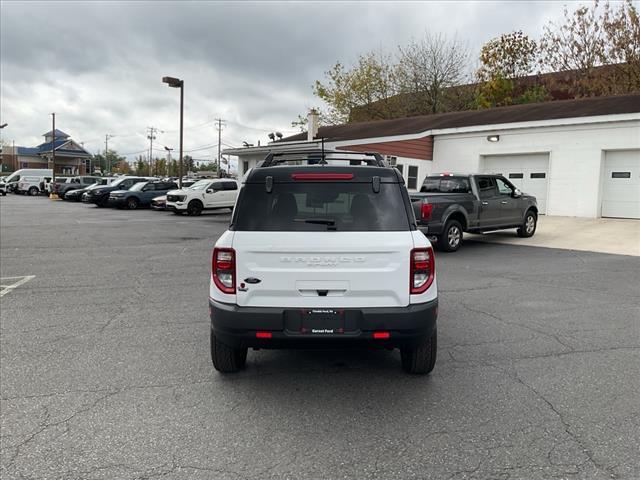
(209, 298), (438, 349)
(418, 221), (444, 236)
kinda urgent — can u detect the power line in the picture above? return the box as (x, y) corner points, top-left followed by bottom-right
(226, 119), (297, 134)
(161, 119), (216, 133)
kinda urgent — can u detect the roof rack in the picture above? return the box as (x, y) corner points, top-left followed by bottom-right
(260, 149), (388, 168)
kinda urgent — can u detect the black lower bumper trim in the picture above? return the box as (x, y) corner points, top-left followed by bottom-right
(209, 298), (438, 349)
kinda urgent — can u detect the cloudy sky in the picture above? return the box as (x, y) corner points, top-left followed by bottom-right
(1, 1), (578, 166)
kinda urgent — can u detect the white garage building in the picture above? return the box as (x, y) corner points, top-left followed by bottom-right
(224, 94), (640, 219)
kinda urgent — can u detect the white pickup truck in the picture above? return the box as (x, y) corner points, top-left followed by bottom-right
(208, 150), (438, 374)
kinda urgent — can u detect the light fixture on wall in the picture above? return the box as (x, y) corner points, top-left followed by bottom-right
(487, 135), (500, 142)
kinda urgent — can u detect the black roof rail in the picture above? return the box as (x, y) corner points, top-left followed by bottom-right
(260, 149), (388, 168)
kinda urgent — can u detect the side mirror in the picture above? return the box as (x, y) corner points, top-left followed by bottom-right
(206, 189), (214, 194)
(512, 188), (522, 198)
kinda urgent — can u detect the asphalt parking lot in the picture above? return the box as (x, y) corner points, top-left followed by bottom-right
(1, 194), (639, 480)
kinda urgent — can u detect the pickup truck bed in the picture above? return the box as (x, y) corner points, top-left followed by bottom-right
(410, 174), (539, 252)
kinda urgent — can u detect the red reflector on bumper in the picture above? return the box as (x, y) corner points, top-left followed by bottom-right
(373, 332), (390, 339)
(256, 331), (272, 339)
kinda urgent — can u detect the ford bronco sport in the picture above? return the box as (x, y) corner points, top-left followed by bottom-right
(209, 150), (438, 374)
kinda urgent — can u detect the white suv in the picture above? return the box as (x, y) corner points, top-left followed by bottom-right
(166, 179), (239, 215)
(209, 151), (438, 374)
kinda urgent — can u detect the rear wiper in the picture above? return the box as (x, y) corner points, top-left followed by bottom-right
(294, 218), (337, 230)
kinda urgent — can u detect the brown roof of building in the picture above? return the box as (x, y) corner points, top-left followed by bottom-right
(281, 94), (640, 143)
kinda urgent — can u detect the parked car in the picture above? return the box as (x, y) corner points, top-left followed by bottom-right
(83, 176), (151, 207)
(410, 173), (539, 252)
(17, 176), (48, 195)
(53, 176), (101, 198)
(166, 179), (239, 215)
(65, 178), (113, 202)
(108, 180), (178, 209)
(0, 180), (7, 196)
(208, 150), (437, 374)
(3, 168), (52, 186)
(151, 195), (167, 210)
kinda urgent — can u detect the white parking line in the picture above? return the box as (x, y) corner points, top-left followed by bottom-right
(0, 275), (36, 297)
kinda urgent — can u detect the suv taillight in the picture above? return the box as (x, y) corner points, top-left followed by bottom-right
(421, 203), (433, 220)
(212, 247), (236, 294)
(410, 247), (435, 294)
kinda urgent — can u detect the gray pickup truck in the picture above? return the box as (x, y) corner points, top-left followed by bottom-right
(410, 173), (539, 252)
(53, 176), (101, 198)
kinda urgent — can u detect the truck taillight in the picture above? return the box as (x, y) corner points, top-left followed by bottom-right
(212, 247), (236, 294)
(421, 203), (433, 220)
(410, 248), (435, 294)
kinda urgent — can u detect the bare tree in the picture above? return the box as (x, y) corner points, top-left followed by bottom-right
(395, 33), (470, 115)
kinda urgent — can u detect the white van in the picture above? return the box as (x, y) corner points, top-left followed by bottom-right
(4, 169), (53, 184)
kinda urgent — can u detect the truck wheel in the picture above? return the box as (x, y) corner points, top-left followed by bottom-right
(517, 210), (537, 238)
(126, 197), (139, 210)
(210, 331), (247, 373)
(187, 200), (203, 216)
(401, 328), (437, 375)
(28, 187), (39, 196)
(437, 220), (463, 252)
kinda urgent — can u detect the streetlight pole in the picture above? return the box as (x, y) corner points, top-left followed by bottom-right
(162, 76), (184, 189)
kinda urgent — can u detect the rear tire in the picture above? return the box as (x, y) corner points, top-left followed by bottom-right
(517, 210), (537, 238)
(187, 200), (203, 216)
(437, 220), (463, 252)
(401, 328), (437, 375)
(210, 331), (247, 373)
(126, 197), (139, 210)
(28, 187), (39, 196)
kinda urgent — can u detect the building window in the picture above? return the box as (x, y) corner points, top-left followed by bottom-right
(611, 172), (631, 179)
(386, 155), (397, 166)
(508, 173), (523, 179)
(395, 164), (404, 175)
(407, 165), (418, 189)
(530, 173), (546, 179)
(242, 160), (249, 174)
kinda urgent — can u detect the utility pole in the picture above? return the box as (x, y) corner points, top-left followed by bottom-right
(105, 134), (114, 174)
(49, 113), (59, 199)
(147, 127), (161, 176)
(215, 118), (225, 177)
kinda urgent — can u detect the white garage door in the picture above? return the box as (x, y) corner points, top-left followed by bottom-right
(483, 153), (549, 214)
(602, 150), (640, 219)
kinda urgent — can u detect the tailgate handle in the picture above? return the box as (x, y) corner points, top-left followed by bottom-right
(297, 289), (347, 297)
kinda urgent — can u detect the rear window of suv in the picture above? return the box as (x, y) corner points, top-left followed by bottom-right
(421, 176), (470, 193)
(234, 182), (410, 231)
